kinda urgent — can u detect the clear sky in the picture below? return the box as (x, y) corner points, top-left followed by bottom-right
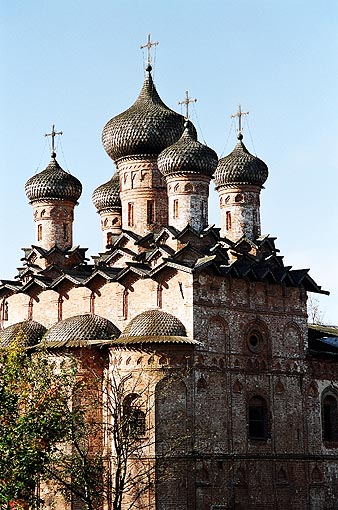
(1, 0), (337, 324)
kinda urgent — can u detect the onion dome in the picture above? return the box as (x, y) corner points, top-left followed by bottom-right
(158, 122), (218, 177)
(0, 320), (47, 347)
(214, 133), (268, 188)
(102, 67), (197, 162)
(43, 314), (120, 346)
(116, 309), (198, 345)
(92, 172), (121, 212)
(25, 153), (82, 203)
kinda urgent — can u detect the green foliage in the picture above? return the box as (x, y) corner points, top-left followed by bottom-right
(0, 335), (76, 509)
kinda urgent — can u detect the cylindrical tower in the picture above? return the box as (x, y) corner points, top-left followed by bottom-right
(101, 65), (196, 235)
(92, 172), (122, 248)
(214, 133), (268, 241)
(158, 123), (218, 232)
(25, 151), (82, 251)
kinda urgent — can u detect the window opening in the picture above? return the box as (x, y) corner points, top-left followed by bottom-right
(123, 394), (146, 437)
(147, 200), (155, 225)
(248, 396), (268, 439)
(122, 289), (128, 319)
(58, 295), (63, 322)
(28, 298), (33, 320)
(226, 211), (231, 230)
(128, 203), (134, 227)
(173, 199), (179, 219)
(90, 292), (95, 315)
(37, 224), (42, 241)
(1, 300), (8, 321)
(322, 394), (338, 442)
(107, 232), (113, 245)
(157, 283), (162, 308)
(63, 223), (68, 241)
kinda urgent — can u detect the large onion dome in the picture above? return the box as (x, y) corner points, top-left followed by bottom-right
(0, 320), (47, 347)
(158, 122), (218, 177)
(116, 309), (198, 345)
(92, 172), (121, 212)
(25, 153), (82, 203)
(214, 133), (268, 188)
(102, 67), (197, 162)
(43, 314), (120, 346)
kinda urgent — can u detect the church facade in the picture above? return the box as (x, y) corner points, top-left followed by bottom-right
(1, 46), (338, 510)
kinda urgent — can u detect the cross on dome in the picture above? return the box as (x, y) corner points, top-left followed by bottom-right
(45, 124), (63, 156)
(231, 104), (249, 134)
(178, 90), (197, 120)
(140, 33), (159, 68)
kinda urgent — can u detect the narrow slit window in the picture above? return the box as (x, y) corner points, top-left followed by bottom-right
(226, 211), (231, 231)
(322, 394), (338, 442)
(37, 224), (42, 241)
(173, 199), (179, 219)
(147, 200), (154, 225)
(128, 203), (134, 227)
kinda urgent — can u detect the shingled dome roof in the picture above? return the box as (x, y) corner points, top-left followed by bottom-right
(115, 309), (199, 345)
(43, 314), (120, 346)
(158, 122), (218, 177)
(25, 154), (82, 203)
(214, 134), (268, 188)
(102, 68), (197, 162)
(0, 320), (47, 347)
(92, 172), (121, 212)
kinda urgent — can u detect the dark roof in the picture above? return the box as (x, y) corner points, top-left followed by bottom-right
(0, 320), (47, 347)
(43, 314), (120, 345)
(25, 154), (82, 203)
(214, 134), (268, 188)
(92, 172), (121, 212)
(157, 123), (218, 177)
(121, 309), (187, 338)
(101, 69), (196, 161)
(308, 324), (338, 356)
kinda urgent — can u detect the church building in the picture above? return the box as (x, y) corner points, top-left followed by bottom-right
(1, 36), (338, 510)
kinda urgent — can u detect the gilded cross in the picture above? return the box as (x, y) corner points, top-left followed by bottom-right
(178, 90), (197, 120)
(45, 124), (63, 154)
(140, 33), (159, 67)
(231, 104), (249, 133)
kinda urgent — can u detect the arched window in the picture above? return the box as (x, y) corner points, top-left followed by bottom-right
(90, 292), (95, 315)
(28, 298), (33, 320)
(63, 223), (68, 241)
(157, 283), (162, 308)
(128, 202), (134, 226)
(37, 224), (42, 241)
(322, 393), (338, 442)
(122, 289), (128, 319)
(58, 295), (63, 322)
(1, 299), (8, 321)
(147, 200), (154, 224)
(123, 394), (146, 437)
(248, 396), (268, 439)
(107, 232), (113, 245)
(173, 199), (179, 219)
(226, 211), (231, 230)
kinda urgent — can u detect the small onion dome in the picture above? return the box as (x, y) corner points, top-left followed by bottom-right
(43, 314), (120, 346)
(92, 172), (121, 212)
(116, 309), (199, 345)
(25, 153), (82, 203)
(214, 133), (268, 189)
(0, 320), (47, 347)
(157, 122), (218, 177)
(102, 68), (197, 162)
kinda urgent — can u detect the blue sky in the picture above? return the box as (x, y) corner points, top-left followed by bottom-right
(1, 0), (337, 323)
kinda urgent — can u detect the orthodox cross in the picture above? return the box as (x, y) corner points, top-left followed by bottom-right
(45, 124), (63, 153)
(140, 33), (159, 67)
(231, 104), (249, 133)
(178, 90), (197, 119)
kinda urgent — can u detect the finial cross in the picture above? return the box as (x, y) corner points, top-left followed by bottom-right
(231, 104), (249, 133)
(45, 124), (63, 154)
(140, 33), (159, 67)
(178, 90), (197, 120)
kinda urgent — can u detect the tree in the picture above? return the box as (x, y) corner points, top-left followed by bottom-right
(0, 336), (77, 510)
(307, 295), (325, 324)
